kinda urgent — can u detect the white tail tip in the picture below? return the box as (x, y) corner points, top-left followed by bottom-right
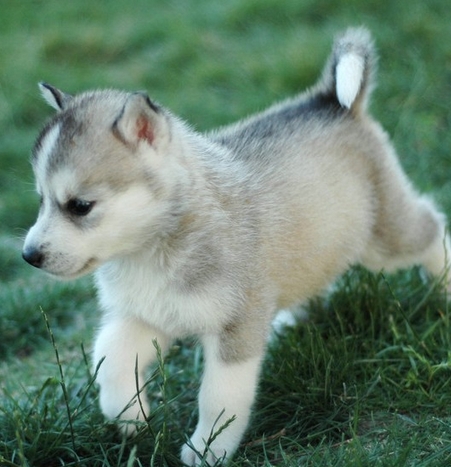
(336, 52), (365, 109)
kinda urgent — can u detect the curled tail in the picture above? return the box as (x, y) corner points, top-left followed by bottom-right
(320, 27), (376, 113)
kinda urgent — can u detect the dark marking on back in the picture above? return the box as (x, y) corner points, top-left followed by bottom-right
(281, 90), (344, 119)
(213, 90), (345, 160)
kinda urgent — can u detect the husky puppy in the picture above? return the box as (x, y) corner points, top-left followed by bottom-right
(23, 27), (450, 465)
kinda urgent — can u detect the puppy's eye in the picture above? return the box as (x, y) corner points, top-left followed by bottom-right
(67, 199), (95, 216)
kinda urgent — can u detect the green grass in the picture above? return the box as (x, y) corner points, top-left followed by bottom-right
(1, 0), (451, 465)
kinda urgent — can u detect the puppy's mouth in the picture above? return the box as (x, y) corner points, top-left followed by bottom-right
(74, 257), (99, 277)
(49, 257), (99, 280)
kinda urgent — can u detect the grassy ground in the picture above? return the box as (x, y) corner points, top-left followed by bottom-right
(1, 0), (451, 465)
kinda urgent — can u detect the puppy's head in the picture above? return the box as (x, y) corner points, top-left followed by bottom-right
(23, 83), (179, 279)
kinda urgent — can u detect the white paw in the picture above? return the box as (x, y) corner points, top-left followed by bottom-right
(99, 386), (150, 436)
(180, 417), (243, 466)
(116, 400), (149, 437)
(180, 435), (228, 466)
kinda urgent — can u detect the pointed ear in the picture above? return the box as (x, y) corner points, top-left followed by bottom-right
(112, 92), (162, 147)
(38, 82), (72, 111)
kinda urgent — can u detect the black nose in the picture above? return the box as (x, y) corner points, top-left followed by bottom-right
(22, 247), (45, 268)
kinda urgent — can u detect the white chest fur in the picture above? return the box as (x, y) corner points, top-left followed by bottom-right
(95, 252), (238, 338)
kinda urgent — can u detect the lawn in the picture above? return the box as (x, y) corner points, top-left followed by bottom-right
(1, 0), (451, 466)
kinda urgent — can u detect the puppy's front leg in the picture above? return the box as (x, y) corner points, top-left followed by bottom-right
(93, 316), (171, 434)
(181, 334), (263, 466)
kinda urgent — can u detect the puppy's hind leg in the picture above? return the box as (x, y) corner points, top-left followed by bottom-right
(362, 193), (451, 291)
(93, 316), (171, 434)
(417, 211), (451, 287)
